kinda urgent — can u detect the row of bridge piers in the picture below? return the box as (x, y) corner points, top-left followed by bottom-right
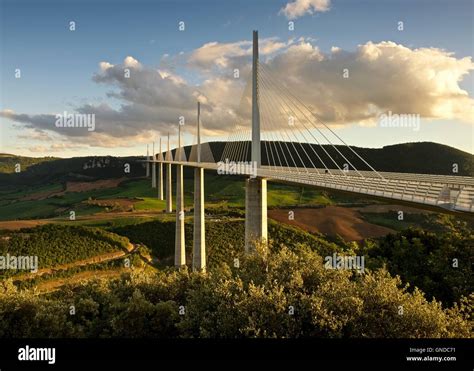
(145, 153), (266, 272)
(144, 30), (266, 271)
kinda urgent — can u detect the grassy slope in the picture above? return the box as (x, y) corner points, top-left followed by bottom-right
(0, 171), (446, 234)
(0, 172), (335, 221)
(1, 140), (470, 221)
(206, 141), (473, 176)
(0, 154), (58, 173)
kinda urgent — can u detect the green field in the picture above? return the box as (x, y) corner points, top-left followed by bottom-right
(0, 172), (337, 221)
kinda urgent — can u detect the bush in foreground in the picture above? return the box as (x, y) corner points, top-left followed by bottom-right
(0, 244), (470, 338)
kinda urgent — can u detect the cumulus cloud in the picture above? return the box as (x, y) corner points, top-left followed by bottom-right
(265, 40), (474, 125)
(1, 54), (248, 144)
(280, 0), (331, 20)
(1, 38), (473, 150)
(28, 142), (83, 153)
(188, 37), (291, 70)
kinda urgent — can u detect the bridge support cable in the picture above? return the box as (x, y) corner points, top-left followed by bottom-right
(260, 63), (367, 177)
(258, 62), (307, 174)
(260, 65), (345, 176)
(256, 67), (287, 171)
(257, 82), (292, 172)
(258, 73), (294, 173)
(220, 74), (252, 164)
(259, 67), (328, 176)
(262, 115), (292, 172)
(262, 120), (282, 171)
(238, 76), (253, 163)
(260, 64), (362, 177)
(258, 69), (314, 176)
(260, 65), (336, 176)
(260, 63), (384, 180)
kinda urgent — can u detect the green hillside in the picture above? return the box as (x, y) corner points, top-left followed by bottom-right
(0, 224), (130, 276)
(0, 142), (470, 222)
(0, 154), (144, 186)
(2, 142), (472, 185)
(201, 141), (473, 176)
(0, 153), (58, 173)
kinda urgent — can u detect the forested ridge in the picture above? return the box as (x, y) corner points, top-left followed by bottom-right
(0, 225), (130, 276)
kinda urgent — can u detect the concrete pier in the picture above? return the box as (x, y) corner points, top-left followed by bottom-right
(192, 167), (206, 271)
(165, 163), (172, 212)
(174, 124), (185, 267)
(165, 134), (172, 212)
(158, 138), (163, 200)
(158, 162), (164, 200)
(192, 101), (206, 271)
(146, 144), (150, 177)
(151, 142), (156, 188)
(245, 177), (267, 252)
(175, 164), (185, 267)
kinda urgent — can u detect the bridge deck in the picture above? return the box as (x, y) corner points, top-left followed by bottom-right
(143, 160), (474, 213)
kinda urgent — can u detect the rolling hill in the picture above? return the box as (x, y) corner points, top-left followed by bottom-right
(1, 142), (472, 187)
(197, 141), (473, 176)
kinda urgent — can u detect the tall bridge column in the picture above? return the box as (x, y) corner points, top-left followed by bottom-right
(245, 30), (267, 252)
(158, 138), (164, 200)
(193, 167), (206, 271)
(245, 178), (267, 252)
(175, 164), (185, 267)
(158, 162), (164, 200)
(151, 142), (156, 188)
(165, 163), (172, 212)
(193, 102), (206, 271)
(146, 144), (150, 177)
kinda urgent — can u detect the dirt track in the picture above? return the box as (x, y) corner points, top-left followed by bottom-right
(12, 249), (131, 282)
(268, 206), (395, 241)
(0, 220), (50, 230)
(35, 269), (127, 293)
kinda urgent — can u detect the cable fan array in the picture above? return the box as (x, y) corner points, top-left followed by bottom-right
(219, 61), (384, 180)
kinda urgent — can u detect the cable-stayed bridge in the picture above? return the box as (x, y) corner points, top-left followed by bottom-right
(142, 31), (474, 271)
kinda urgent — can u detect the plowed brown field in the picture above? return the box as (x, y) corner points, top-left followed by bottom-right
(268, 206), (395, 241)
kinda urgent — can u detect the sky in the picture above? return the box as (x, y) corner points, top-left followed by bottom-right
(0, 0), (473, 158)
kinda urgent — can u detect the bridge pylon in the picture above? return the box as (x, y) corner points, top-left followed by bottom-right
(151, 142), (156, 188)
(146, 144), (150, 177)
(245, 30), (268, 252)
(175, 124), (186, 267)
(165, 133), (172, 212)
(193, 101), (206, 271)
(158, 137), (164, 200)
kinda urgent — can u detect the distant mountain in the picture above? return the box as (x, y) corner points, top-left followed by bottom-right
(198, 141), (473, 177)
(0, 154), (58, 173)
(0, 155), (144, 186)
(1, 142), (471, 188)
(362, 142), (473, 176)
